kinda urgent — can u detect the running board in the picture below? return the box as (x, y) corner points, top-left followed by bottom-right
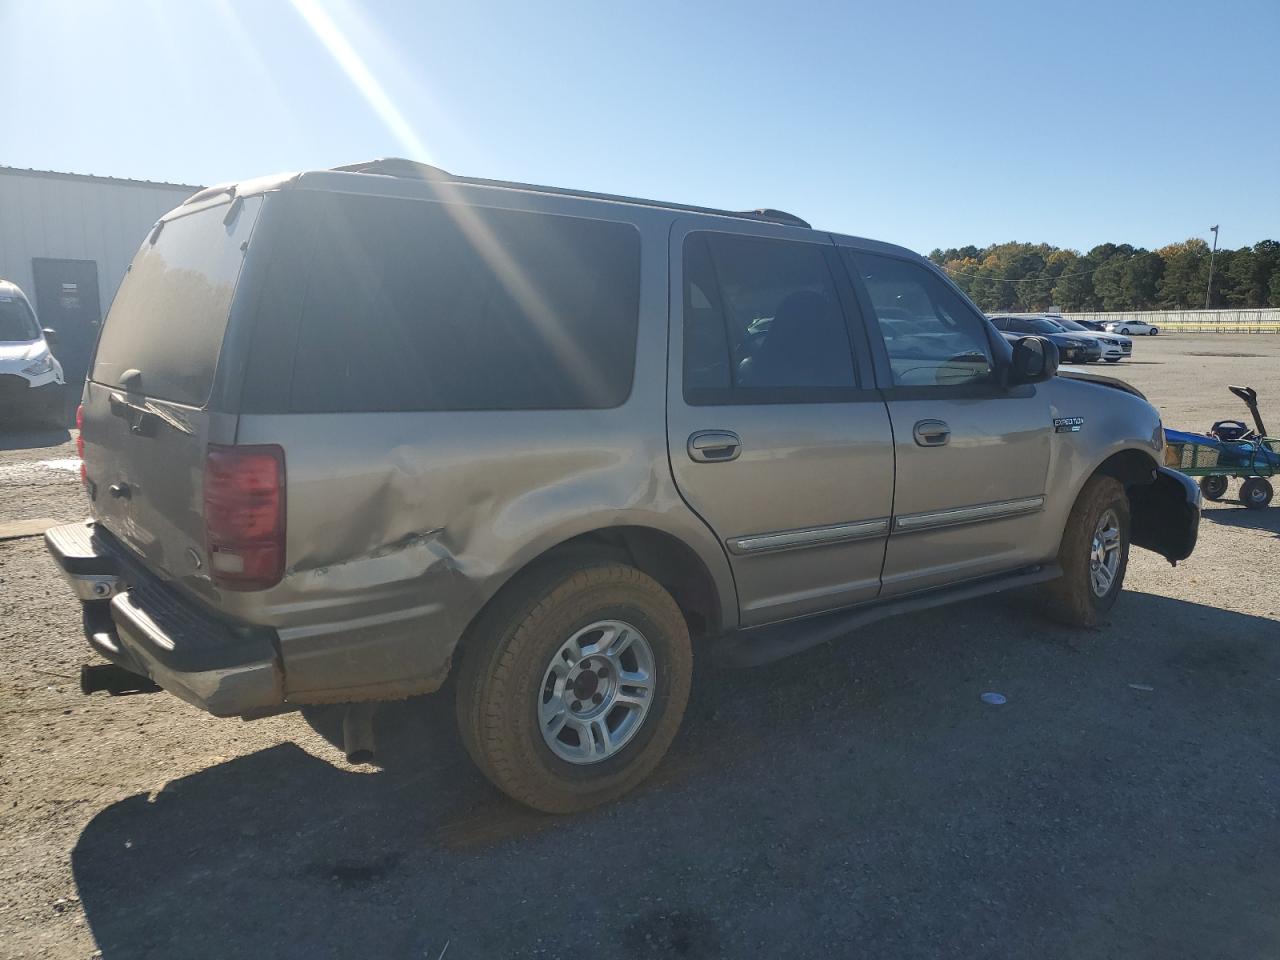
(705, 564), (1062, 668)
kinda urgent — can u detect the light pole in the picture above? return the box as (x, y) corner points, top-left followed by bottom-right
(1205, 224), (1219, 309)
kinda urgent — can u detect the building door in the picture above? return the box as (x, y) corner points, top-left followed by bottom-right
(32, 258), (102, 401)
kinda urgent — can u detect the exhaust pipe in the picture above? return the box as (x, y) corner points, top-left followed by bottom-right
(80, 663), (160, 696)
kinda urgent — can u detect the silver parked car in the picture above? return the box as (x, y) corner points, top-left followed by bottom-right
(45, 159), (1200, 812)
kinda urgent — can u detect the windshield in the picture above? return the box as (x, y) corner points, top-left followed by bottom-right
(1027, 317), (1067, 334)
(0, 297), (39, 342)
(1058, 319), (1089, 331)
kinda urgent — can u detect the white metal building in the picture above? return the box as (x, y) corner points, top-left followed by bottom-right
(0, 166), (200, 387)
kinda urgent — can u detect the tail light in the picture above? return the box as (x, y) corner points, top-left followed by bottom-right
(204, 444), (286, 590)
(75, 404), (87, 486)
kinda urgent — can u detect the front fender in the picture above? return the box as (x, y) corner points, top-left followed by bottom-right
(1130, 467), (1201, 565)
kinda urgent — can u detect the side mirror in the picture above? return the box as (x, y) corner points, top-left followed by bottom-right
(1008, 335), (1058, 386)
(41, 327), (59, 347)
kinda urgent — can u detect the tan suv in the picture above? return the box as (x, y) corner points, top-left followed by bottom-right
(45, 158), (1200, 812)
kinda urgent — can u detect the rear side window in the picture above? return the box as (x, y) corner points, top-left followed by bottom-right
(93, 198), (262, 406)
(682, 232), (857, 404)
(851, 252), (994, 388)
(286, 194), (641, 412)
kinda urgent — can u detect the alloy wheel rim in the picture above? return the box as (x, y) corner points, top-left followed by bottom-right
(538, 619), (656, 765)
(1089, 508), (1122, 597)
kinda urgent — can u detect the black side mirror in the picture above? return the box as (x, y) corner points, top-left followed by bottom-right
(41, 327), (59, 347)
(1008, 335), (1058, 386)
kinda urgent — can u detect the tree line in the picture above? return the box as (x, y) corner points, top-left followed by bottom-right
(928, 238), (1280, 313)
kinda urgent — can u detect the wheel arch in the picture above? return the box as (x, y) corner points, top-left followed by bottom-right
(457, 523), (735, 658)
(1084, 448), (1199, 564)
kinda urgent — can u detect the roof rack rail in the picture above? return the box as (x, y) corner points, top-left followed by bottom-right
(329, 157), (811, 229)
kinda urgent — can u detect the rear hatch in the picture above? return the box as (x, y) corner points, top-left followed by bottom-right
(81, 196), (263, 600)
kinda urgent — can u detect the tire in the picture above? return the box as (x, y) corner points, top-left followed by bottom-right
(1199, 475), (1229, 501)
(1240, 477), (1273, 510)
(1119, 327), (1131, 335)
(455, 561), (692, 813)
(1043, 475), (1131, 627)
(1149, 327), (1159, 336)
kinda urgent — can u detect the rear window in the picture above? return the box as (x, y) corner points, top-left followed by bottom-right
(92, 197), (262, 406)
(0, 296), (39, 342)
(283, 193), (641, 413)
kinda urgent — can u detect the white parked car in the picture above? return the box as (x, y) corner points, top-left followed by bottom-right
(0, 279), (66, 426)
(1056, 318), (1132, 363)
(1104, 319), (1159, 336)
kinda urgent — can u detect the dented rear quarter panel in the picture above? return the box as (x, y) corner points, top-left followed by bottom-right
(224, 198), (738, 702)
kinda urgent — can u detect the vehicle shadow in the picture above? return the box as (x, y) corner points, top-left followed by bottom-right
(1202, 503), (1280, 538)
(72, 591), (1280, 959)
(0, 426), (71, 450)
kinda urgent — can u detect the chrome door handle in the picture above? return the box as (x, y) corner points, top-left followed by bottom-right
(913, 419), (951, 447)
(688, 430), (741, 463)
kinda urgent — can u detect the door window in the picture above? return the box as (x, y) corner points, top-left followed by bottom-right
(851, 253), (994, 387)
(682, 232), (857, 404)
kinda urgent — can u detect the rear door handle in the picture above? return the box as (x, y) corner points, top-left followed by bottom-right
(688, 430), (741, 463)
(913, 419), (951, 447)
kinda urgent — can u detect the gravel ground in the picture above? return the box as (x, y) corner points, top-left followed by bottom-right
(1, 334), (1278, 960)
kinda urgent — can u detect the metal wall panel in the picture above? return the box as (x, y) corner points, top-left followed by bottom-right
(0, 169), (198, 316)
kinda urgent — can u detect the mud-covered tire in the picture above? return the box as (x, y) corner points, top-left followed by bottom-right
(1043, 475), (1131, 627)
(455, 561), (692, 814)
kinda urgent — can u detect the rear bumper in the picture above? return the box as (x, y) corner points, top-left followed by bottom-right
(44, 521), (284, 717)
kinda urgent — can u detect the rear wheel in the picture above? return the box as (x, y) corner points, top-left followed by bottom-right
(1149, 327), (1159, 336)
(1043, 476), (1130, 627)
(1240, 477), (1273, 510)
(455, 561), (692, 813)
(1199, 475), (1229, 501)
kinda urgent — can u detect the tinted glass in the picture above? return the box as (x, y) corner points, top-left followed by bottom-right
(682, 232), (856, 403)
(93, 198), (262, 406)
(1027, 318), (1066, 333)
(0, 296), (39, 341)
(853, 253), (993, 387)
(287, 194), (640, 412)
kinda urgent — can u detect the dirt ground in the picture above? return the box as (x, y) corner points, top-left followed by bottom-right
(1, 334), (1278, 960)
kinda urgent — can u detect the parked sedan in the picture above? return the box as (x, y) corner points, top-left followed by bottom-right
(1104, 319), (1159, 336)
(988, 315), (1102, 364)
(1055, 318), (1132, 363)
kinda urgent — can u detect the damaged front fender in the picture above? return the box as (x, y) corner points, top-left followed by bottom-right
(1130, 466), (1201, 565)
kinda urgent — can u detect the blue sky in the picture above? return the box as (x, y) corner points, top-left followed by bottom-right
(3, 0), (1277, 254)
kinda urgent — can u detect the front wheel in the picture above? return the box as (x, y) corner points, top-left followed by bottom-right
(1149, 327), (1159, 336)
(1043, 476), (1130, 627)
(1119, 327), (1131, 335)
(1199, 475), (1229, 501)
(1240, 477), (1274, 510)
(455, 561), (692, 813)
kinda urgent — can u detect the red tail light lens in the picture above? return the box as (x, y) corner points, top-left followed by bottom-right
(75, 404), (86, 486)
(204, 444), (285, 590)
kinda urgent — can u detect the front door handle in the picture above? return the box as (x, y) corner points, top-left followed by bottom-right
(688, 430), (741, 463)
(913, 419), (951, 447)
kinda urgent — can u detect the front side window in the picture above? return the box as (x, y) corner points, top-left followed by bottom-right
(852, 253), (994, 387)
(682, 232), (857, 403)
